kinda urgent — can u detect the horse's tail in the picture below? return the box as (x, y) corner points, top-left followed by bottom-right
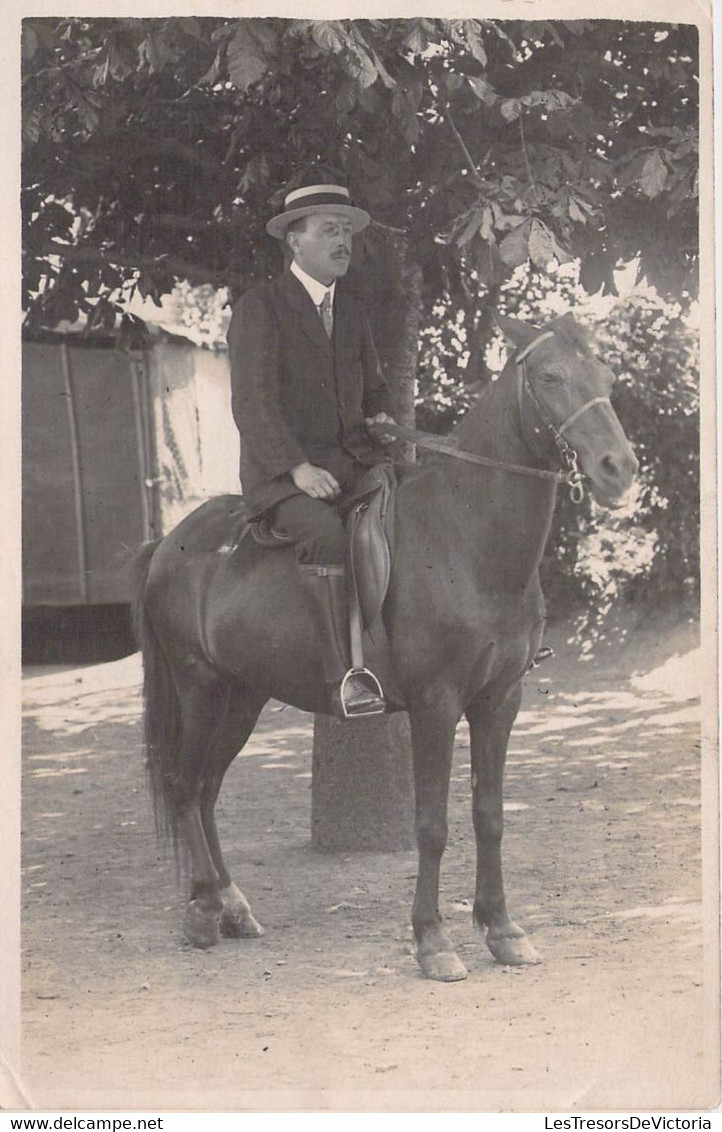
(130, 541), (184, 865)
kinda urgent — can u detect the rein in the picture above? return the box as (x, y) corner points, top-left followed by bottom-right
(380, 330), (612, 505)
(377, 422), (567, 485)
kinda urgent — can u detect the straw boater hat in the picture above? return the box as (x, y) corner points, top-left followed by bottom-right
(266, 181), (371, 239)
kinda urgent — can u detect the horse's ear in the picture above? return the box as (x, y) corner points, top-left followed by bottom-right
(552, 312), (577, 331)
(550, 311), (591, 353)
(494, 314), (543, 349)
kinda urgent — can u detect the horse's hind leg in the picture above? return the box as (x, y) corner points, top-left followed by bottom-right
(466, 685), (542, 967)
(199, 688), (266, 940)
(170, 667), (258, 949)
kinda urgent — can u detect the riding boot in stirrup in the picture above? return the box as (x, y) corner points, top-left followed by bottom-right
(298, 564), (386, 719)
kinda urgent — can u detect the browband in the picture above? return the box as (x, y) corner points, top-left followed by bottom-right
(514, 330), (556, 364)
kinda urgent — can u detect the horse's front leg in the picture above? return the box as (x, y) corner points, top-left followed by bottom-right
(409, 700), (468, 982)
(466, 685), (542, 967)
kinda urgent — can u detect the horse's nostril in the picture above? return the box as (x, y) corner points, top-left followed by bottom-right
(600, 451), (637, 482)
(600, 455), (619, 478)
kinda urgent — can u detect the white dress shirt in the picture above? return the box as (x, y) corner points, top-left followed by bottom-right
(290, 260), (336, 312)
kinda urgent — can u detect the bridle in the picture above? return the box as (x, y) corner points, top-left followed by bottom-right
(376, 329), (613, 505)
(515, 330), (613, 504)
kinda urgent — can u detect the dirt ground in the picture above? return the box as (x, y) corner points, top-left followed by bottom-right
(18, 614), (719, 1112)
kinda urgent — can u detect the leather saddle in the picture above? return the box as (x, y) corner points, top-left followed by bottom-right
(342, 463), (396, 634)
(249, 464), (396, 636)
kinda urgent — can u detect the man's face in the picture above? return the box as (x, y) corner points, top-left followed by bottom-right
(287, 213), (354, 285)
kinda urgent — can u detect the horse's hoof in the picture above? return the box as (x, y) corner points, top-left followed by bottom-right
(418, 950), (468, 982)
(183, 899), (221, 949)
(219, 884), (265, 938)
(486, 930), (542, 967)
(220, 908), (265, 939)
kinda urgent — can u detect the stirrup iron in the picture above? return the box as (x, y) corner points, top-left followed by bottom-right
(338, 667), (386, 719)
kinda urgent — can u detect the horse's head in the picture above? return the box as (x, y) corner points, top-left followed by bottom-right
(497, 312), (638, 509)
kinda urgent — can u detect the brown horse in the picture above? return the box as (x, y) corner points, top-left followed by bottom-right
(132, 312), (637, 981)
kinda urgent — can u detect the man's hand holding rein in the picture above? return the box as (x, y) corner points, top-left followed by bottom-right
(365, 412), (397, 444)
(290, 462), (341, 500)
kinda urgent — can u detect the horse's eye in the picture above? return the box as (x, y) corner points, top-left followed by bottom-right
(539, 371), (562, 385)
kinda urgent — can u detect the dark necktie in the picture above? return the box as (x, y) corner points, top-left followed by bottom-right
(319, 291), (333, 338)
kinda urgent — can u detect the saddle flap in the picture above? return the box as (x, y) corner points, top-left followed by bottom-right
(348, 464), (396, 630)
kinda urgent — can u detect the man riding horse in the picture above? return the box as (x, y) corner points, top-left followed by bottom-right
(137, 226), (638, 968)
(227, 171), (397, 719)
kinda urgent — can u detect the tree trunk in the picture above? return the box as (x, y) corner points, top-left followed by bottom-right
(311, 232), (420, 853)
(311, 713), (414, 851)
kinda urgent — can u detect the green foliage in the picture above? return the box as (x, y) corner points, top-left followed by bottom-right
(596, 298), (699, 608)
(21, 16), (700, 621)
(416, 268), (700, 618)
(172, 281), (231, 345)
(22, 17), (698, 330)
(540, 291), (699, 623)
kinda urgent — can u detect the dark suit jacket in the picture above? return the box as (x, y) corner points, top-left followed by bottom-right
(227, 269), (394, 518)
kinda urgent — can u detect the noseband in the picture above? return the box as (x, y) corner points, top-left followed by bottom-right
(515, 330), (613, 504)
